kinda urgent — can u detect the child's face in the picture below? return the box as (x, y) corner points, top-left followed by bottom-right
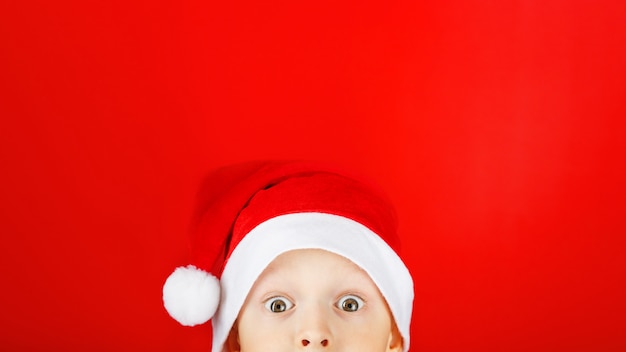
(228, 249), (402, 352)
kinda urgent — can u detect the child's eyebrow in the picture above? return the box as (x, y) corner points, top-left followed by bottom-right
(250, 270), (290, 291)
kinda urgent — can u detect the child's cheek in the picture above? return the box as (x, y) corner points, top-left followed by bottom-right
(238, 318), (293, 352)
(237, 307), (294, 348)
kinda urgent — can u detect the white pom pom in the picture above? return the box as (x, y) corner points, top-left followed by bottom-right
(163, 265), (221, 326)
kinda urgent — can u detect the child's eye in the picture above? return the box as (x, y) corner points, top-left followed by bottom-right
(264, 296), (294, 313)
(336, 295), (364, 312)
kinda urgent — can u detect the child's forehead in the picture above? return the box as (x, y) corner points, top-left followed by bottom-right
(258, 248), (375, 284)
(245, 248), (393, 311)
(266, 248), (363, 270)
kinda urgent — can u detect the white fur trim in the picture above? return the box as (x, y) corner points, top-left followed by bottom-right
(163, 265), (221, 326)
(212, 213), (414, 352)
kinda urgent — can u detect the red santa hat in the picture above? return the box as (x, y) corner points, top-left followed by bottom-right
(163, 161), (414, 352)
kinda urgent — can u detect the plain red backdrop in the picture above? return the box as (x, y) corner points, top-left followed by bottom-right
(1, 0), (625, 350)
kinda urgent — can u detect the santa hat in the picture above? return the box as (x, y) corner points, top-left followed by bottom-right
(163, 161), (414, 352)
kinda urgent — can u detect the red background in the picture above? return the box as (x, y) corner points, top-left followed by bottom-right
(1, 1), (625, 350)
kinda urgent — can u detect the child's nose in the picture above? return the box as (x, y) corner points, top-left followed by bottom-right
(301, 338), (329, 347)
(296, 305), (332, 349)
